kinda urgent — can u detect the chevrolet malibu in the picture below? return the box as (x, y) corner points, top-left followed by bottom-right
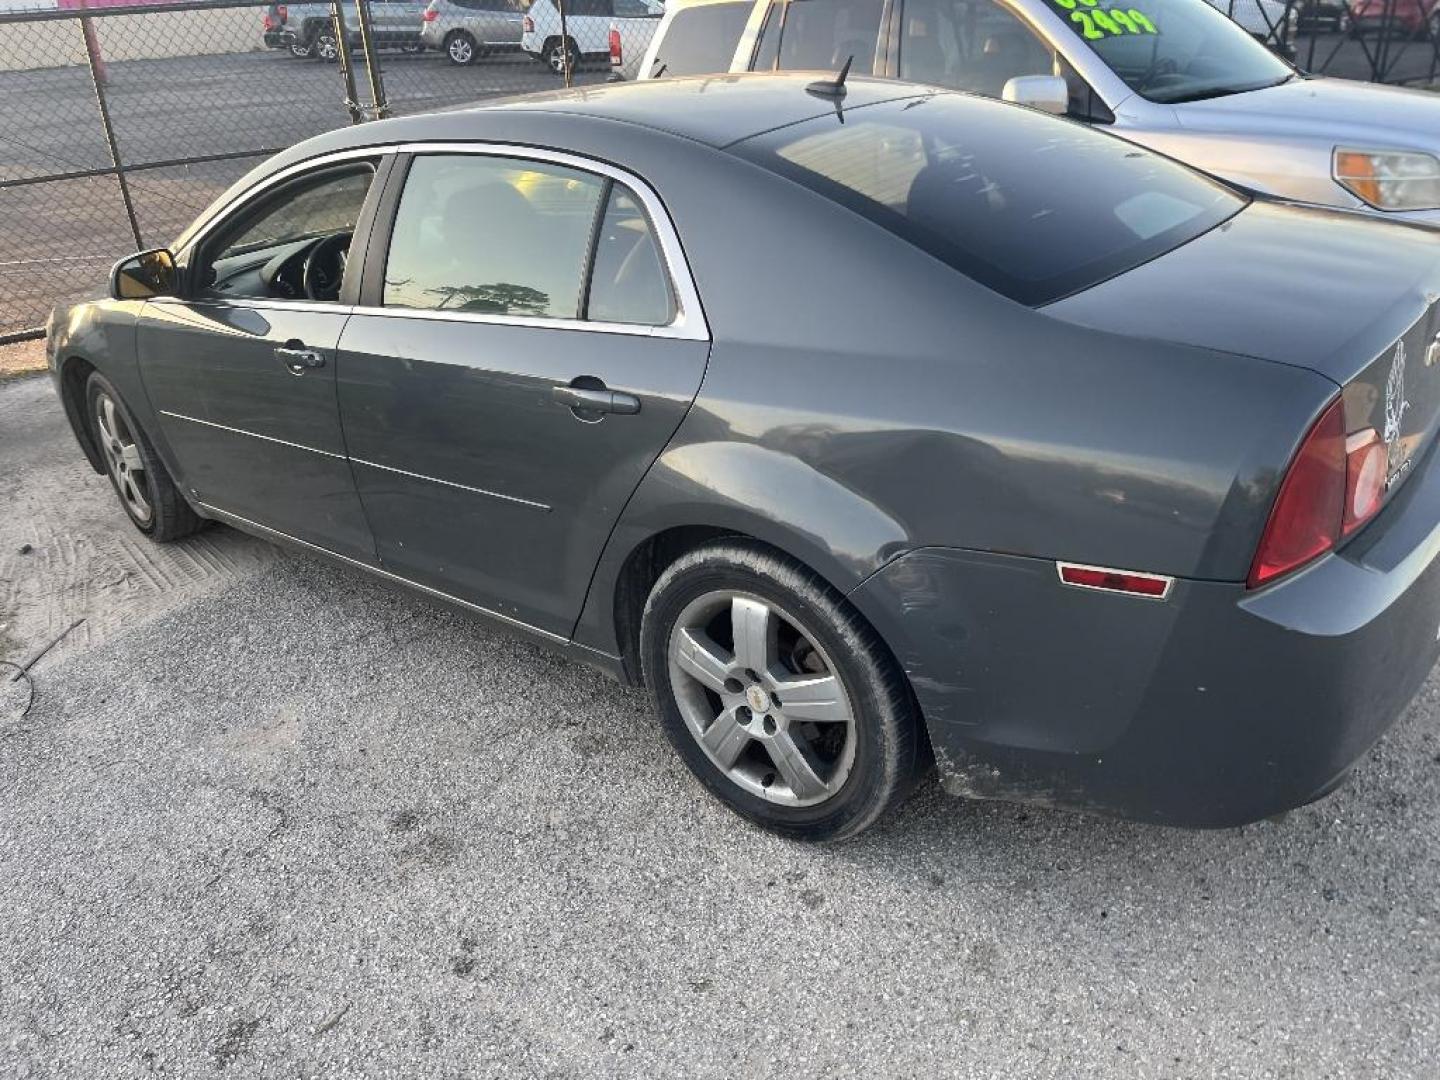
(47, 75), (1440, 840)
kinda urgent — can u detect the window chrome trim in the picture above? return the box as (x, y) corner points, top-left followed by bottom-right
(149, 297), (356, 317)
(176, 146), (393, 256)
(172, 142), (708, 341)
(350, 457), (551, 512)
(376, 141), (709, 342)
(159, 410), (345, 461)
(197, 502), (569, 645)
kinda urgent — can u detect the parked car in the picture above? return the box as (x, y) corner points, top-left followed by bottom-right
(420, 0), (524, 64)
(261, 3), (288, 49)
(1348, 0), (1438, 37)
(639, 0), (1440, 228)
(47, 75), (1440, 839)
(522, 0), (664, 75)
(281, 0), (429, 61)
(1298, 0), (1351, 31)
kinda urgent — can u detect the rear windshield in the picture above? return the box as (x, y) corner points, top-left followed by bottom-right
(729, 93), (1244, 305)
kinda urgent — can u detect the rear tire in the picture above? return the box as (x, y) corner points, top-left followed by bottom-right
(85, 372), (201, 542)
(445, 30), (477, 65)
(542, 36), (578, 76)
(640, 541), (928, 842)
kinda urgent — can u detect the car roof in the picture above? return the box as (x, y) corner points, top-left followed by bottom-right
(375, 73), (929, 151)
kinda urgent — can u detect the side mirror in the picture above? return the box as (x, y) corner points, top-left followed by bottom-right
(110, 248), (177, 300)
(1002, 75), (1069, 117)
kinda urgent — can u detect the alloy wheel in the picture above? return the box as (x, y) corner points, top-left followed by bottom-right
(667, 591), (857, 807)
(316, 33), (338, 61)
(94, 392), (153, 526)
(448, 34), (474, 64)
(546, 41), (573, 74)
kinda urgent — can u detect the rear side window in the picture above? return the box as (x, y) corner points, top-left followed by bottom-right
(587, 186), (674, 325)
(649, 2), (752, 77)
(730, 93), (1244, 305)
(754, 0), (884, 72)
(384, 155), (605, 319)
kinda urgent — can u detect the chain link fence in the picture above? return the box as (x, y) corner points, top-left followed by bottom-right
(0, 0), (655, 340)
(1, 0), (1437, 341)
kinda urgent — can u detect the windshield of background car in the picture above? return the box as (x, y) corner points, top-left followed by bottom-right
(729, 93), (1244, 305)
(1041, 0), (1292, 103)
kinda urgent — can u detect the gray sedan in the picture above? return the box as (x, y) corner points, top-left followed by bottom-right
(46, 75), (1440, 840)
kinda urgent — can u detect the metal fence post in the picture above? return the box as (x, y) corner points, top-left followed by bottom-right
(77, 16), (142, 252)
(330, 2), (365, 124)
(559, 0), (572, 88)
(353, 0), (389, 120)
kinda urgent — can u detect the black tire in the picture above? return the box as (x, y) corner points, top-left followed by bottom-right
(85, 372), (202, 542)
(640, 540), (928, 842)
(542, 36), (578, 76)
(444, 30), (477, 65)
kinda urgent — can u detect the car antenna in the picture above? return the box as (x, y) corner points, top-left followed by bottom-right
(806, 55), (853, 101)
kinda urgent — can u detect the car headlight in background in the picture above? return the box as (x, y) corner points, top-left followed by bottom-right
(1333, 148), (1440, 211)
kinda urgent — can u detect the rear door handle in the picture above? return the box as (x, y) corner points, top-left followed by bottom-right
(552, 384), (641, 416)
(275, 344), (326, 374)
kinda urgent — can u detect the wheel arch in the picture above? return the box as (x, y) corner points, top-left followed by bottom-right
(58, 354), (105, 474)
(577, 443), (912, 686)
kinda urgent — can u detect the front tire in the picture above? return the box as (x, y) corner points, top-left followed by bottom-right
(85, 373), (201, 542)
(640, 541), (927, 842)
(314, 29), (340, 62)
(445, 30), (477, 65)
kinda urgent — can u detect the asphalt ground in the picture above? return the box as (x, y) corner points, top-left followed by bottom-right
(3, 372), (1440, 1078)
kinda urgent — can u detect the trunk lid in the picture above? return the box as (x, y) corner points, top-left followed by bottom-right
(1044, 199), (1440, 501)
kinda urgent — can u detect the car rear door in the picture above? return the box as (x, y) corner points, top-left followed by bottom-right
(137, 157), (387, 562)
(335, 148), (710, 638)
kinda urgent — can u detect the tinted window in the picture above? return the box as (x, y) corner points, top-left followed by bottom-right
(587, 186), (673, 325)
(898, 0), (1055, 96)
(613, 0), (657, 14)
(567, 0), (612, 15)
(730, 93), (1244, 305)
(385, 155), (605, 319)
(775, 0), (882, 71)
(218, 168), (372, 261)
(1040, 0), (1291, 103)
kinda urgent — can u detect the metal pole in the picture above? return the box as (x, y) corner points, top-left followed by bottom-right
(558, 0), (572, 88)
(352, 0), (389, 120)
(330, 2), (365, 124)
(78, 16), (142, 251)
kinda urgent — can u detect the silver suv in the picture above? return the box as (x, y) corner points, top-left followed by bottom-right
(282, 0), (430, 60)
(639, 0), (1440, 228)
(420, 0), (525, 64)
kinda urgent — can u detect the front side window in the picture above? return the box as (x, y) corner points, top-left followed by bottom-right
(384, 154), (674, 327)
(649, 2), (752, 76)
(730, 93), (1244, 305)
(199, 164), (375, 303)
(898, 0), (1056, 97)
(1039, 0), (1292, 103)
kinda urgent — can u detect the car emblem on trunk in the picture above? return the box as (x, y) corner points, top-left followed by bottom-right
(1385, 342), (1411, 486)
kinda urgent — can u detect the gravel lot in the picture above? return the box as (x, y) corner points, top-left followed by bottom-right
(3, 372), (1440, 1078)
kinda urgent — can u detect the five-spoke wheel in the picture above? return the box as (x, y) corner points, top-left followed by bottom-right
(643, 541), (927, 841)
(94, 388), (153, 528)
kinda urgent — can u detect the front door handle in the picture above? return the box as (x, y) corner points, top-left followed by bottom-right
(552, 382), (641, 417)
(275, 343), (326, 375)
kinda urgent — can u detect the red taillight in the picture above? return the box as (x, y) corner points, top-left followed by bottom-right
(1249, 398), (1349, 588)
(423, 6), (438, 19)
(523, 14), (534, 32)
(1058, 563), (1172, 599)
(609, 28), (622, 64)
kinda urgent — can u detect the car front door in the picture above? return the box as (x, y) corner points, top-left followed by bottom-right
(137, 157), (385, 561)
(336, 149), (710, 638)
